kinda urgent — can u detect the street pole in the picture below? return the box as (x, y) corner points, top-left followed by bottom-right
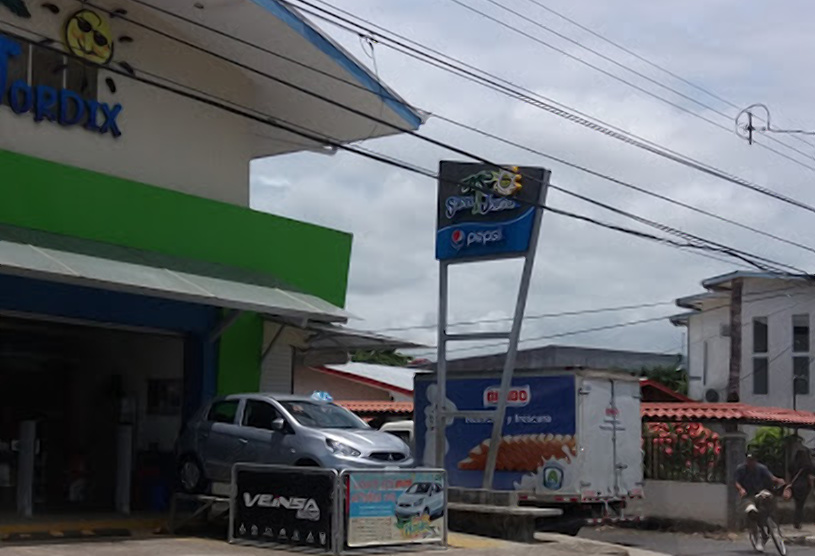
(434, 261), (449, 468)
(482, 171), (550, 489)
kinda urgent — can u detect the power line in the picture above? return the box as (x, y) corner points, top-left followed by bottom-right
(412, 281), (815, 359)
(517, 0), (815, 152)
(434, 115), (815, 256)
(116, 0), (815, 256)
(448, 0), (815, 170)
(2, 20), (792, 277)
(44, 5), (809, 274)
(289, 0), (815, 216)
(372, 300), (675, 333)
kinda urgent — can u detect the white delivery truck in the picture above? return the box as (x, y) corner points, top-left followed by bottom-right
(414, 368), (643, 534)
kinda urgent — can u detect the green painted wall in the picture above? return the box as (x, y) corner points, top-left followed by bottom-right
(0, 149), (352, 306)
(218, 312), (264, 395)
(0, 149), (353, 396)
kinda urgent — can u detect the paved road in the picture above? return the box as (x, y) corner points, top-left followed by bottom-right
(582, 527), (810, 555)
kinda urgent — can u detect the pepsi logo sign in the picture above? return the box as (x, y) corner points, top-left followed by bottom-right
(451, 229), (465, 250)
(483, 385), (531, 407)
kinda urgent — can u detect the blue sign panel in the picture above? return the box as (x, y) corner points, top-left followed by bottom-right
(435, 162), (548, 261)
(415, 375), (577, 492)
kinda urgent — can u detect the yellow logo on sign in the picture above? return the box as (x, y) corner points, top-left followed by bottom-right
(64, 9), (113, 65)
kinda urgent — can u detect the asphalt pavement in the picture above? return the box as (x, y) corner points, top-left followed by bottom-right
(582, 527), (811, 556)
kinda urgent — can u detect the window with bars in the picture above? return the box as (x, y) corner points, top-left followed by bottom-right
(2, 31), (97, 98)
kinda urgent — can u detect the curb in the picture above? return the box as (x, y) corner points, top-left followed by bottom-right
(785, 535), (815, 546)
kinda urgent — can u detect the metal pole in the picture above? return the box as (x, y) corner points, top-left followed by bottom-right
(482, 171), (551, 489)
(16, 420), (35, 517)
(435, 261), (450, 468)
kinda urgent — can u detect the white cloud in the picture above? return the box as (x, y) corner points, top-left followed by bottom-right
(251, 0), (815, 361)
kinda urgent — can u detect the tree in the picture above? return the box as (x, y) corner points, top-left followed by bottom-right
(351, 349), (413, 367)
(639, 364), (689, 396)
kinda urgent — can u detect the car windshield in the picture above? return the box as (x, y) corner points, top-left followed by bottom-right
(406, 483), (431, 494)
(279, 401), (368, 429)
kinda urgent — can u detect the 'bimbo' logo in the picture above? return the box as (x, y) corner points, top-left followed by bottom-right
(483, 385), (531, 407)
(0, 36), (122, 137)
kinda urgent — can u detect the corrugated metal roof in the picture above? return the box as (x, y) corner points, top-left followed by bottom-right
(642, 402), (815, 429)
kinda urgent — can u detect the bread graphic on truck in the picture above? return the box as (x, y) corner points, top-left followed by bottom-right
(457, 434), (577, 472)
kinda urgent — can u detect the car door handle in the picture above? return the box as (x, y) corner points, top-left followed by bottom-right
(238, 438), (249, 445)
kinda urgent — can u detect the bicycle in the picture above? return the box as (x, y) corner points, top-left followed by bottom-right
(746, 488), (787, 555)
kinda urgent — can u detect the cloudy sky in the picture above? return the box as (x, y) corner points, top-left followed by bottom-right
(250, 0), (815, 361)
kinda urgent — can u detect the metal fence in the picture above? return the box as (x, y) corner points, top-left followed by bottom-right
(643, 423), (726, 484)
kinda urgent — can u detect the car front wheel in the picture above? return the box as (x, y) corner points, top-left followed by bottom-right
(178, 455), (207, 494)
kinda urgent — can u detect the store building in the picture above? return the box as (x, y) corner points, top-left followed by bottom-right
(0, 0), (420, 517)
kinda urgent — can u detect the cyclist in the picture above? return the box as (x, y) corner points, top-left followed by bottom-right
(735, 453), (786, 552)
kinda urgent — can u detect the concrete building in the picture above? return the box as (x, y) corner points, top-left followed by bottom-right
(671, 271), (815, 413)
(0, 0), (420, 517)
(439, 344), (680, 373)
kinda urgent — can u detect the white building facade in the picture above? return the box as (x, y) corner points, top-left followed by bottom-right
(673, 272), (815, 414)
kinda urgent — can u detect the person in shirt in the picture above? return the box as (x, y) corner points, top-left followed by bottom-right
(788, 449), (815, 530)
(735, 453), (785, 552)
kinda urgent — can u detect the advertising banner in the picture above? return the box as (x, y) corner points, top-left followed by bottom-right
(436, 162), (548, 261)
(415, 375), (577, 493)
(345, 470), (446, 548)
(230, 464), (336, 551)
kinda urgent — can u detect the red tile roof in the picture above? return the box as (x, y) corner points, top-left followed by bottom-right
(339, 399), (815, 430)
(642, 402), (815, 429)
(337, 401), (414, 415)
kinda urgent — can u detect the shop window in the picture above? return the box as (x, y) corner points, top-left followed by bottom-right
(0, 31), (28, 85)
(794, 356), (810, 395)
(242, 400), (281, 431)
(753, 317), (768, 354)
(753, 357), (768, 395)
(207, 400), (239, 424)
(31, 45), (65, 90)
(147, 379), (182, 416)
(2, 31), (97, 99)
(793, 314), (810, 353)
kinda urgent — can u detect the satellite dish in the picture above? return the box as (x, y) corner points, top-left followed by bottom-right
(705, 389), (721, 403)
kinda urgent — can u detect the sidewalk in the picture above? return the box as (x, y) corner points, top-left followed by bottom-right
(0, 532), (670, 556)
(781, 523), (815, 547)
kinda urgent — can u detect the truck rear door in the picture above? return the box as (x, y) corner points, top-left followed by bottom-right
(579, 378), (615, 499)
(579, 377), (642, 500)
(613, 379), (644, 498)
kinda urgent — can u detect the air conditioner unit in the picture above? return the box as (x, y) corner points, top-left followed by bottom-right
(705, 389), (721, 403)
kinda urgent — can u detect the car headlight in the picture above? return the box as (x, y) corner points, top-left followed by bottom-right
(326, 439), (361, 457)
(412, 499), (424, 507)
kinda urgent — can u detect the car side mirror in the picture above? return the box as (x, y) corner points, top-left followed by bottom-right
(271, 418), (286, 432)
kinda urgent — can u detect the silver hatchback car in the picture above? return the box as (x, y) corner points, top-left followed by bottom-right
(176, 393), (414, 493)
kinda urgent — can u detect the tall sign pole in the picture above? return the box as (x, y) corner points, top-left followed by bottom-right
(434, 162), (550, 486)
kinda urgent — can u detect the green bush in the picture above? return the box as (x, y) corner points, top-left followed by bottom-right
(748, 427), (787, 477)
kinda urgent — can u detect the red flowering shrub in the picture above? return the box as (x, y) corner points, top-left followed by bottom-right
(643, 422), (724, 482)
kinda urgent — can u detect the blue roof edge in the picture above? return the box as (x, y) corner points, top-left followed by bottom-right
(252, 0), (423, 130)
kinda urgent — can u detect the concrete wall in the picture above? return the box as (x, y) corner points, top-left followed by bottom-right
(636, 480), (729, 527)
(686, 305), (730, 401)
(0, 3), (255, 205)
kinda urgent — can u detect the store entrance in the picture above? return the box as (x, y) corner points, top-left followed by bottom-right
(0, 316), (185, 515)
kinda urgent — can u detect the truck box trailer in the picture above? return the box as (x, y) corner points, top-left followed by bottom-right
(414, 368), (643, 532)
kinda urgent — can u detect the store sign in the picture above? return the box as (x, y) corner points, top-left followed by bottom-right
(230, 465), (336, 551)
(0, 35), (123, 137)
(346, 470), (446, 548)
(436, 162), (547, 261)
